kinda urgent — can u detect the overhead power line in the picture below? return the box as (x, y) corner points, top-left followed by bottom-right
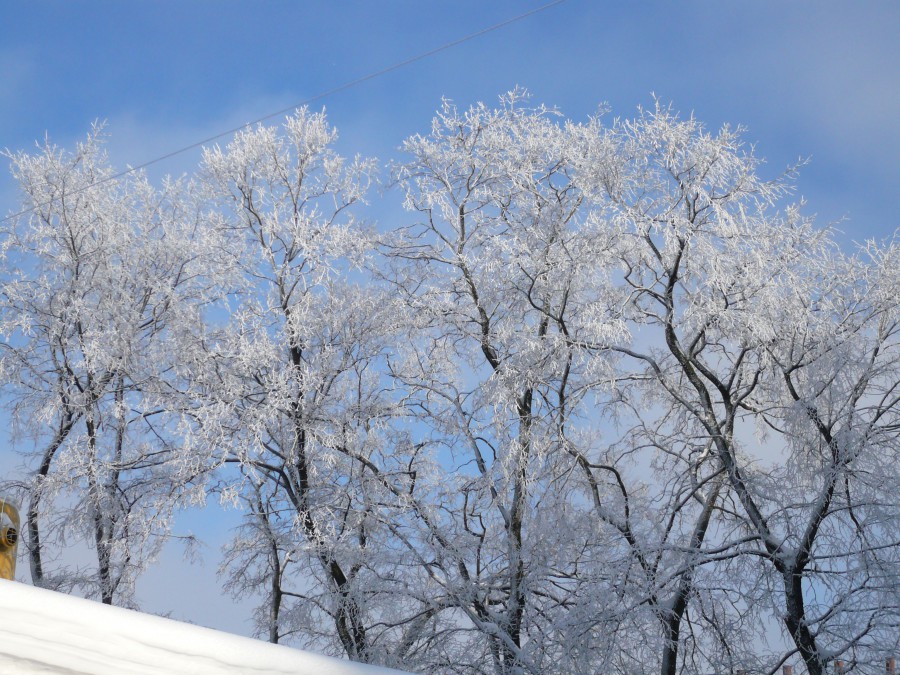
(2, 0), (567, 224)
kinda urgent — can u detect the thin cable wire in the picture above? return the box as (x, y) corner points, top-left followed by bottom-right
(2, 0), (566, 223)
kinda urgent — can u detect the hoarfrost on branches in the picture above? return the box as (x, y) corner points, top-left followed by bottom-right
(1, 96), (898, 675)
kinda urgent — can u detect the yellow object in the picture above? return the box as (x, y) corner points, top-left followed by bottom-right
(0, 500), (19, 581)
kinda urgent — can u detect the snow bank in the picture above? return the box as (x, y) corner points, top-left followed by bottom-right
(0, 580), (408, 674)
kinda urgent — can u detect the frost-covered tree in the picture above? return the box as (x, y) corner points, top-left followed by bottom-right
(3, 94), (898, 675)
(195, 109), (400, 662)
(578, 102), (900, 674)
(568, 104), (814, 673)
(741, 241), (900, 673)
(385, 91), (635, 674)
(385, 93), (796, 675)
(0, 128), (211, 605)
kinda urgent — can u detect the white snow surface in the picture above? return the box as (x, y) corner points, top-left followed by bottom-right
(0, 580), (408, 674)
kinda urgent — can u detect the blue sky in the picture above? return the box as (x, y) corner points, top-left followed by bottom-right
(1, 0), (899, 637)
(3, 2), (899, 241)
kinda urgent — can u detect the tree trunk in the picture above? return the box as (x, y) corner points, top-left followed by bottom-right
(85, 413), (114, 605)
(782, 568), (823, 675)
(28, 411), (77, 587)
(660, 477), (722, 675)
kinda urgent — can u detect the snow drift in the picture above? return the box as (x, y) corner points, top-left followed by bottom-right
(0, 580), (407, 674)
